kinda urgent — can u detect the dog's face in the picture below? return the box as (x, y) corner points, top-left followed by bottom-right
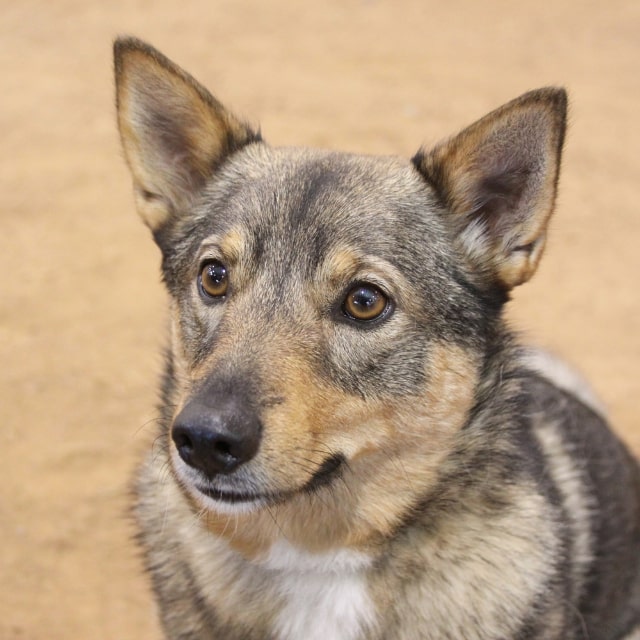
(115, 38), (566, 552)
(157, 146), (487, 528)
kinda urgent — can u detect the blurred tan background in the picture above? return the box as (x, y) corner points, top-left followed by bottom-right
(1, 1), (638, 638)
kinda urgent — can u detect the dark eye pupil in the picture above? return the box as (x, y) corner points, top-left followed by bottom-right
(205, 263), (226, 284)
(200, 260), (228, 298)
(352, 287), (379, 311)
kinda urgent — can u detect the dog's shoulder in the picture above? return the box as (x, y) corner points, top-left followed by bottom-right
(520, 348), (606, 417)
(517, 347), (637, 499)
(518, 349), (640, 637)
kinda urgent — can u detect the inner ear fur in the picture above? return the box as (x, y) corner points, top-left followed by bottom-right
(414, 88), (567, 290)
(114, 37), (261, 237)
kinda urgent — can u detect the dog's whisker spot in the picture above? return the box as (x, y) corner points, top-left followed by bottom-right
(260, 395), (286, 408)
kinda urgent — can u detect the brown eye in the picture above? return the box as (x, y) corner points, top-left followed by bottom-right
(343, 283), (389, 322)
(199, 260), (228, 298)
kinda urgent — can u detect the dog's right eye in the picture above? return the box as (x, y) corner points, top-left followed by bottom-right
(342, 283), (390, 323)
(199, 260), (229, 299)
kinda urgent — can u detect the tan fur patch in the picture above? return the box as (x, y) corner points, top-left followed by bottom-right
(196, 343), (479, 558)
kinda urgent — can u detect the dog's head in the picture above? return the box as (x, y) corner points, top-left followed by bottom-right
(115, 38), (566, 552)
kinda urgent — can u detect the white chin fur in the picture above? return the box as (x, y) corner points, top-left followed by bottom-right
(193, 492), (266, 516)
(170, 449), (267, 515)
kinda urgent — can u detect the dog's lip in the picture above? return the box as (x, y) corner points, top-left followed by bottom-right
(195, 485), (268, 504)
(302, 454), (345, 493)
(194, 454), (346, 505)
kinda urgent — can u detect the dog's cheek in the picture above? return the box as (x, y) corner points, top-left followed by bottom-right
(258, 342), (479, 480)
(258, 344), (480, 546)
(326, 342), (480, 492)
(418, 342), (481, 435)
(320, 320), (432, 398)
(347, 343), (481, 539)
(244, 348), (387, 490)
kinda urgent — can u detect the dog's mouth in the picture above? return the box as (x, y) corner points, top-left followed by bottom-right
(301, 454), (345, 493)
(193, 454), (345, 508)
(196, 485), (267, 505)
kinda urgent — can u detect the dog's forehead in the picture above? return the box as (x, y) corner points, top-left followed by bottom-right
(210, 146), (431, 231)
(198, 144), (441, 266)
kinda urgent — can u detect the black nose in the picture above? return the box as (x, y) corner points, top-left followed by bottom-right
(171, 396), (262, 478)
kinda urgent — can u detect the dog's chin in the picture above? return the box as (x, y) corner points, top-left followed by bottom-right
(171, 462), (272, 516)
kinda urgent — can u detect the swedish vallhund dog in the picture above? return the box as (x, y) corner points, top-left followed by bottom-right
(114, 37), (640, 640)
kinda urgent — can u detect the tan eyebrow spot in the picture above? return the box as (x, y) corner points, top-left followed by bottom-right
(218, 228), (248, 263)
(319, 247), (362, 286)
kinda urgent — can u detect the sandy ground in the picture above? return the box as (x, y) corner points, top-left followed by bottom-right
(1, 1), (639, 638)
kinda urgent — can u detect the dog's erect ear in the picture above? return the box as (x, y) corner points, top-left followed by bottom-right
(114, 37), (260, 236)
(414, 88), (567, 290)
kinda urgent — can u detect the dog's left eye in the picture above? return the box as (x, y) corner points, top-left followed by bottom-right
(199, 260), (229, 298)
(342, 283), (390, 322)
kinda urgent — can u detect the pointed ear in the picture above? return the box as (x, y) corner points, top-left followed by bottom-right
(414, 88), (567, 290)
(114, 37), (261, 237)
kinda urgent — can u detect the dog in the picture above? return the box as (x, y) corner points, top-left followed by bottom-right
(114, 36), (640, 640)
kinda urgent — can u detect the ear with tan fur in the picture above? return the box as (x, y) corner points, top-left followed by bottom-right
(414, 88), (567, 290)
(114, 37), (261, 237)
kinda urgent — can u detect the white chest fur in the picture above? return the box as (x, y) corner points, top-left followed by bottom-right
(261, 541), (376, 640)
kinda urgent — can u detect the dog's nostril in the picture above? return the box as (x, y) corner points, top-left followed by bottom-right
(172, 425), (197, 467)
(172, 428), (193, 453)
(213, 440), (233, 458)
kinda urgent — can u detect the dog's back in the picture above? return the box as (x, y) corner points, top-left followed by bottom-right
(115, 37), (640, 640)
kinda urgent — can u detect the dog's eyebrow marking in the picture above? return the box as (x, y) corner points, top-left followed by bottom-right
(320, 248), (361, 284)
(198, 228), (248, 262)
(319, 247), (401, 287)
